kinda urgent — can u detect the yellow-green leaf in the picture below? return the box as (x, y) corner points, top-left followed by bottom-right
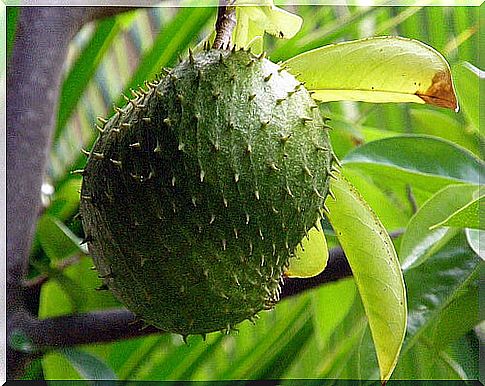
(232, 1), (302, 52)
(430, 194), (484, 231)
(284, 36), (458, 110)
(325, 173), (407, 382)
(286, 221), (328, 278)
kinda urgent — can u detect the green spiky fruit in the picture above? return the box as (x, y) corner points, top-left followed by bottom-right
(80, 49), (333, 335)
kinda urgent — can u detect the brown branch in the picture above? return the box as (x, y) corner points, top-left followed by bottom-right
(11, 309), (160, 351)
(10, 229), (404, 353)
(212, 0), (237, 49)
(10, 245), (350, 352)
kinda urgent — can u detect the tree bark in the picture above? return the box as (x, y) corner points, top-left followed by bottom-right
(212, 0), (236, 49)
(6, 6), (147, 379)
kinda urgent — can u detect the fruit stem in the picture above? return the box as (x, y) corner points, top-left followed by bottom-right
(212, 0), (237, 50)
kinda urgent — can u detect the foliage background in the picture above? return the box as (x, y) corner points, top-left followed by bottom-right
(7, 2), (483, 381)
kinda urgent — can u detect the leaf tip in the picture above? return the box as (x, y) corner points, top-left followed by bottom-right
(416, 70), (458, 111)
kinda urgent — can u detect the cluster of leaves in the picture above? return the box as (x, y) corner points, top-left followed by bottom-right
(10, 1), (482, 382)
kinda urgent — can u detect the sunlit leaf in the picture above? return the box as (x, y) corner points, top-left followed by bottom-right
(286, 221), (328, 278)
(232, 1), (302, 52)
(325, 173), (407, 382)
(400, 184), (480, 270)
(311, 279), (357, 349)
(342, 135), (484, 194)
(284, 36), (458, 109)
(430, 194), (484, 231)
(269, 6), (379, 62)
(233, 8), (264, 54)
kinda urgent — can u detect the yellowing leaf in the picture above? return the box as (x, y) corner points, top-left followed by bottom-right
(284, 36), (458, 110)
(325, 173), (407, 382)
(286, 221), (328, 278)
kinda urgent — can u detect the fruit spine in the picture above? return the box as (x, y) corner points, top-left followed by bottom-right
(80, 48), (333, 335)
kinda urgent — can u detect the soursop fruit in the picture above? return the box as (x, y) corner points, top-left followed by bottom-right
(80, 48), (333, 335)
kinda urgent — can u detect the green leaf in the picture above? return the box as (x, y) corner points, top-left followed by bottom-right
(325, 174), (407, 382)
(430, 194), (484, 231)
(311, 279), (357, 349)
(61, 348), (117, 380)
(122, 334), (224, 381)
(426, 280), (479, 349)
(394, 341), (468, 380)
(46, 177), (82, 220)
(7, 6), (19, 61)
(233, 2), (302, 52)
(343, 168), (410, 231)
(400, 184), (480, 270)
(37, 214), (85, 262)
(409, 108), (480, 156)
(453, 62), (483, 130)
(107, 335), (166, 378)
(283, 36), (458, 110)
(221, 297), (312, 379)
(55, 17), (125, 142)
(39, 256), (121, 319)
(465, 228), (484, 260)
(43, 351), (82, 380)
(342, 135), (484, 194)
(287, 221), (328, 278)
(121, 7), (213, 96)
(401, 232), (481, 355)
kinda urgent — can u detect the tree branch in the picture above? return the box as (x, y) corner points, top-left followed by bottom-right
(10, 229), (404, 353)
(9, 245), (350, 352)
(12, 310), (159, 350)
(6, 6), (161, 379)
(212, 0), (236, 49)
